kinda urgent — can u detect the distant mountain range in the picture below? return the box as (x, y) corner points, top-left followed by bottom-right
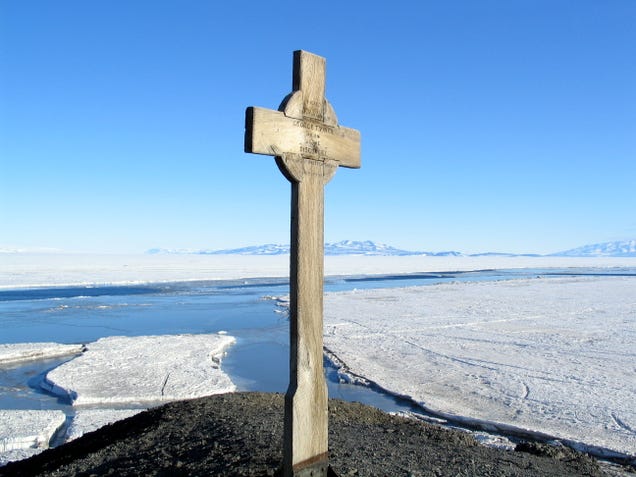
(551, 239), (636, 257)
(147, 239), (636, 258)
(147, 241), (424, 256)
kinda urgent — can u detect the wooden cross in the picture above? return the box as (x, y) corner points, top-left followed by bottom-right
(244, 50), (361, 477)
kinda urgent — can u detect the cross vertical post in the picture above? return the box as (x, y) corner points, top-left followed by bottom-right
(244, 50), (361, 477)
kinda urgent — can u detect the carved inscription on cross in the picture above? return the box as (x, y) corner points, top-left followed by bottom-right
(244, 50), (361, 476)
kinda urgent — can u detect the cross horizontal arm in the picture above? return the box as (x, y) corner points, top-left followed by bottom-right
(245, 107), (361, 169)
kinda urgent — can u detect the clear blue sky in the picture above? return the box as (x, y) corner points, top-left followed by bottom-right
(1, 1), (634, 254)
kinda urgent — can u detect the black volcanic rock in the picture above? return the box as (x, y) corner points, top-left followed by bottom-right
(0, 393), (609, 477)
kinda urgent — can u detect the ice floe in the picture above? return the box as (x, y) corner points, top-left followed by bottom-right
(0, 448), (43, 467)
(42, 333), (236, 406)
(0, 409), (66, 464)
(64, 409), (143, 441)
(324, 276), (636, 460)
(0, 343), (85, 366)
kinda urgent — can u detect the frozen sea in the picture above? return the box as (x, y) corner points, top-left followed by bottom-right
(1, 254), (635, 465)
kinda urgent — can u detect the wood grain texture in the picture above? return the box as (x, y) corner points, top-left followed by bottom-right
(244, 50), (361, 477)
(246, 107), (360, 168)
(285, 160), (329, 472)
(294, 50), (325, 121)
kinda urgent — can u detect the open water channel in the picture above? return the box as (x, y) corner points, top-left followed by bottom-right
(1, 267), (634, 417)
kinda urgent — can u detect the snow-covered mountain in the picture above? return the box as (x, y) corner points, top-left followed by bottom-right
(203, 244), (289, 255)
(147, 244), (289, 255)
(552, 240), (636, 257)
(202, 240), (463, 257)
(470, 252), (542, 257)
(147, 241), (431, 256)
(432, 250), (465, 257)
(147, 239), (636, 258)
(324, 240), (423, 256)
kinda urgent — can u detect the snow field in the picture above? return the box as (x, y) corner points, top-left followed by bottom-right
(2, 252), (636, 289)
(324, 276), (636, 460)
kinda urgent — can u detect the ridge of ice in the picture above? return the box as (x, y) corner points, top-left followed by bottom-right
(42, 333), (236, 406)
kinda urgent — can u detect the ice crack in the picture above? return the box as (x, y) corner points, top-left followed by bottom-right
(160, 372), (171, 397)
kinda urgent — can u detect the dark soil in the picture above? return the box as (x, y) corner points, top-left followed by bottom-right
(0, 392), (618, 476)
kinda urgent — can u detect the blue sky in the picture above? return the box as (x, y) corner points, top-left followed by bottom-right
(1, 1), (634, 254)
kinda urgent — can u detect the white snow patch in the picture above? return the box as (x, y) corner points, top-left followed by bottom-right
(471, 432), (517, 450)
(324, 276), (636, 459)
(64, 409), (143, 441)
(42, 333), (236, 406)
(0, 409), (66, 457)
(0, 343), (85, 366)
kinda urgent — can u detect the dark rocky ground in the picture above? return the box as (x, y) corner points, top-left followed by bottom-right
(1, 392), (631, 477)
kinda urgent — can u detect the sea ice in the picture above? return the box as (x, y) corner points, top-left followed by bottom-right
(64, 409), (143, 441)
(42, 333), (236, 406)
(0, 448), (43, 467)
(2, 252), (636, 289)
(324, 276), (636, 460)
(0, 343), (85, 366)
(0, 409), (66, 463)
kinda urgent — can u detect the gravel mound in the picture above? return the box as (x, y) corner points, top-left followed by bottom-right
(0, 392), (615, 476)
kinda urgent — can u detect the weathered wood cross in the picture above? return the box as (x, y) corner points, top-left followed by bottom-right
(244, 50), (361, 476)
